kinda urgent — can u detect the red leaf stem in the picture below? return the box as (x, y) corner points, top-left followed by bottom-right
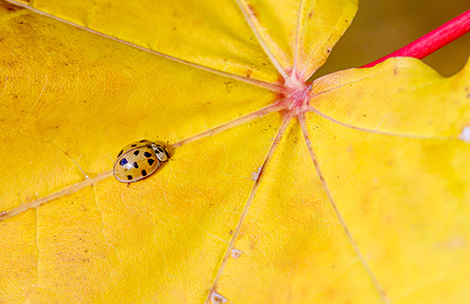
(361, 9), (470, 68)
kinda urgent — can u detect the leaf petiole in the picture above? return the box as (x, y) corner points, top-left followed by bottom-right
(361, 9), (470, 68)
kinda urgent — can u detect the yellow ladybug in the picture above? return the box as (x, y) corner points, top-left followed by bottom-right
(113, 139), (170, 183)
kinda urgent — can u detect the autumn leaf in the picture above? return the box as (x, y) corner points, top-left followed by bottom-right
(1, 0), (469, 303)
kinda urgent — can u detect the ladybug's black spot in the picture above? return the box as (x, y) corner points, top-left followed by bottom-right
(127, 175), (133, 180)
(117, 150), (124, 157)
(148, 159), (155, 166)
(144, 151), (152, 158)
(120, 158), (128, 166)
(140, 140), (147, 143)
(133, 150), (140, 156)
(131, 144), (137, 147)
(133, 162), (139, 168)
(141, 170), (147, 176)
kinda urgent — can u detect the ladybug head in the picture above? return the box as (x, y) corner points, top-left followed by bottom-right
(152, 143), (170, 162)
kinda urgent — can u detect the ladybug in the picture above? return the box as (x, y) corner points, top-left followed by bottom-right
(113, 139), (170, 183)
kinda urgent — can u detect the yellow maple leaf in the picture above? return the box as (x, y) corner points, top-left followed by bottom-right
(1, 0), (469, 303)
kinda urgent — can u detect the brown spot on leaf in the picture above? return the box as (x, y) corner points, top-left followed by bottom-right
(5, 3), (23, 11)
(210, 291), (228, 304)
(247, 4), (258, 18)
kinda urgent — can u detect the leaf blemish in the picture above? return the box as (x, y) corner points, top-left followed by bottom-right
(459, 126), (470, 142)
(247, 4), (258, 18)
(210, 291), (228, 304)
(251, 167), (261, 181)
(230, 248), (242, 259)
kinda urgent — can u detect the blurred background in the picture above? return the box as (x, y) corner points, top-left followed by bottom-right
(315, 0), (470, 78)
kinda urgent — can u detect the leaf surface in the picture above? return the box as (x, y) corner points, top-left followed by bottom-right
(1, 0), (470, 303)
